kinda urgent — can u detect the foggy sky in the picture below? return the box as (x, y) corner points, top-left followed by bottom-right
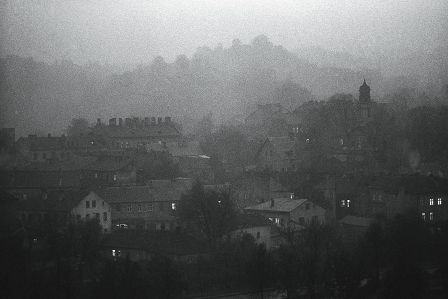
(1, 0), (447, 66)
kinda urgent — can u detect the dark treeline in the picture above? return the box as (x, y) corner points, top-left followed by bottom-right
(2, 211), (447, 299)
(2, 35), (446, 138)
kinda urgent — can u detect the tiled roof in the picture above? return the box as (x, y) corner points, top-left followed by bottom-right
(231, 213), (274, 230)
(19, 190), (98, 212)
(17, 136), (67, 150)
(103, 229), (209, 255)
(338, 215), (374, 227)
(99, 123), (181, 139)
(0, 170), (81, 188)
(81, 157), (132, 172)
(244, 198), (308, 213)
(267, 136), (295, 152)
(97, 185), (181, 204)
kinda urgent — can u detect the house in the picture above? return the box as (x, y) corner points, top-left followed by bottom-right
(225, 213), (274, 250)
(16, 133), (107, 163)
(231, 173), (271, 209)
(0, 169), (83, 200)
(255, 136), (302, 172)
(98, 178), (193, 231)
(94, 117), (181, 150)
(102, 229), (209, 263)
(244, 198), (326, 229)
(338, 215), (375, 243)
(81, 156), (136, 186)
(18, 189), (112, 233)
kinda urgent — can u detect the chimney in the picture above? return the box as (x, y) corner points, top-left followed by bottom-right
(151, 117), (156, 124)
(109, 118), (117, 126)
(270, 199), (275, 207)
(165, 117), (171, 123)
(133, 117), (139, 125)
(118, 118), (123, 126)
(61, 134), (65, 138)
(157, 117), (163, 124)
(47, 133), (51, 138)
(125, 118), (131, 126)
(97, 118), (101, 125)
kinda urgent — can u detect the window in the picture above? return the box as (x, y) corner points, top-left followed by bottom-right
(113, 174), (117, 181)
(112, 249), (116, 257)
(256, 232), (260, 239)
(127, 205), (132, 212)
(430, 212), (434, 221)
(438, 198), (442, 205)
(92, 200), (96, 208)
(340, 199), (346, 207)
(116, 204), (121, 212)
(95, 213), (100, 220)
(306, 138), (310, 143)
(77, 214), (81, 221)
(137, 204), (142, 212)
(421, 213), (425, 220)
(103, 212), (108, 222)
(346, 200), (351, 208)
(290, 193), (294, 199)
(305, 203), (310, 210)
(86, 201), (90, 208)
(280, 218), (285, 227)
(171, 203), (177, 210)
(33, 153), (37, 160)
(147, 203), (153, 211)
(269, 217), (273, 222)
(430, 198), (434, 206)
(275, 218), (280, 225)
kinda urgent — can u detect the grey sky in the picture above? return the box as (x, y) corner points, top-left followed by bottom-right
(1, 0), (447, 65)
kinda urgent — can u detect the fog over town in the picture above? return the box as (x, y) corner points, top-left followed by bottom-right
(1, 1), (448, 298)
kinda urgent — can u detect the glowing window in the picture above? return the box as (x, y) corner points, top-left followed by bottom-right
(421, 213), (425, 220)
(430, 198), (434, 206)
(438, 198), (442, 205)
(430, 212), (434, 221)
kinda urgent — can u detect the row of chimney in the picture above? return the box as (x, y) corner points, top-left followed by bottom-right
(96, 117), (172, 127)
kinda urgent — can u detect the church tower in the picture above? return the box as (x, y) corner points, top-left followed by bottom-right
(359, 79), (371, 103)
(358, 80), (373, 122)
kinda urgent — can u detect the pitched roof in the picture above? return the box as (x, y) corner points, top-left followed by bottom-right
(98, 123), (181, 139)
(97, 185), (182, 204)
(244, 198), (308, 213)
(0, 170), (81, 188)
(19, 190), (98, 212)
(231, 213), (274, 231)
(103, 229), (209, 256)
(17, 136), (67, 150)
(338, 215), (374, 227)
(81, 157), (132, 172)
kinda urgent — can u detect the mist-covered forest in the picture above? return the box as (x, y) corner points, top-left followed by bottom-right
(1, 35), (447, 138)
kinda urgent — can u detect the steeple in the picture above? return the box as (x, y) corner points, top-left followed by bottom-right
(359, 79), (371, 103)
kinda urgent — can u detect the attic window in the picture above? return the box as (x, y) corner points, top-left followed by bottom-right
(171, 203), (177, 210)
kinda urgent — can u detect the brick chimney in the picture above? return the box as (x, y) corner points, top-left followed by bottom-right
(151, 117), (156, 124)
(157, 117), (163, 124)
(118, 118), (123, 126)
(109, 118), (117, 126)
(47, 133), (51, 138)
(125, 118), (131, 126)
(97, 118), (101, 125)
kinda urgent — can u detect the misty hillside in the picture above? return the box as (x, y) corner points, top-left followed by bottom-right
(1, 36), (446, 138)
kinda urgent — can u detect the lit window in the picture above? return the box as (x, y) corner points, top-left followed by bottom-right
(33, 238), (38, 244)
(340, 200), (346, 207)
(421, 213), (425, 220)
(290, 193), (294, 199)
(438, 198), (442, 205)
(171, 203), (176, 210)
(430, 212), (434, 221)
(112, 249), (116, 257)
(113, 175), (117, 181)
(275, 218), (280, 225)
(306, 138), (310, 143)
(346, 200), (351, 208)
(430, 198), (434, 206)
(269, 217), (273, 222)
